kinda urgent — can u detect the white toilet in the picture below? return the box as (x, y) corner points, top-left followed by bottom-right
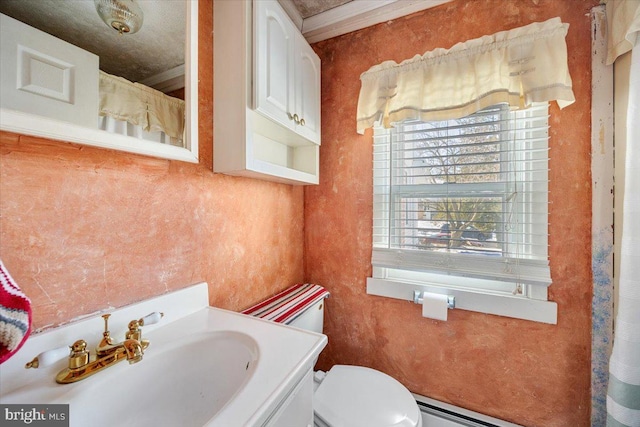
(242, 284), (423, 427)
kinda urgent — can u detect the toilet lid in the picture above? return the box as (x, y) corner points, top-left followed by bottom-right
(314, 365), (421, 427)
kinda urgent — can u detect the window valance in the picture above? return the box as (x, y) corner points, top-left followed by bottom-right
(356, 17), (575, 134)
(99, 71), (185, 140)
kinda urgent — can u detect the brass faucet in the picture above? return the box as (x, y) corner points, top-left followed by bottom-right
(26, 312), (163, 384)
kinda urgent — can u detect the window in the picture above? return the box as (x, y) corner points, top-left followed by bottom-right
(367, 103), (557, 323)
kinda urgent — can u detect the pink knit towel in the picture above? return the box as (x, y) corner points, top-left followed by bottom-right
(0, 260), (32, 364)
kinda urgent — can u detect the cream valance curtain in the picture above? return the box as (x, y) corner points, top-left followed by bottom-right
(99, 71), (185, 140)
(356, 17), (575, 134)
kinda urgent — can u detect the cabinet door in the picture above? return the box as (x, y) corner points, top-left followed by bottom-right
(0, 14), (99, 129)
(294, 35), (321, 144)
(254, 0), (295, 130)
(264, 370), (314, 427)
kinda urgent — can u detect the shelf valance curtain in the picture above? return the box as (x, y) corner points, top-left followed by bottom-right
(356, 17), (575, 134)
(99, 71), (185, 140)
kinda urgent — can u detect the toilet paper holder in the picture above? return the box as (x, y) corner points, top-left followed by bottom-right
(413, 290), (455, 309)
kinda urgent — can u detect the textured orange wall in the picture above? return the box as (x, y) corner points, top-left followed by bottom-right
(0, 0), (305, 330)
(305, 0), (597, 426)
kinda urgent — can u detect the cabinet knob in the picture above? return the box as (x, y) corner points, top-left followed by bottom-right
(299, 118), (305, 126)
(293, 113), (300, 125)
(287, 112), (294, 121)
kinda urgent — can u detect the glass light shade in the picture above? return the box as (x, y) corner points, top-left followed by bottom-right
(94, 0), (144, 35)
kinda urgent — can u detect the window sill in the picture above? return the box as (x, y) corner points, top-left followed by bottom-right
(366, 277), (558, 324)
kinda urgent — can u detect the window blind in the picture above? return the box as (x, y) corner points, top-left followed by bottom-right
(372, 103), (551, 288)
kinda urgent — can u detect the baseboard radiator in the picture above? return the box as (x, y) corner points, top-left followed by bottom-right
(413, 394), (523, 427)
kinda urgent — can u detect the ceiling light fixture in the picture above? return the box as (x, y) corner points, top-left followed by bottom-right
(94, 0), (144, 35)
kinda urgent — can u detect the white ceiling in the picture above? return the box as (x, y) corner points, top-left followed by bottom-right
(0, 0), (449, 89)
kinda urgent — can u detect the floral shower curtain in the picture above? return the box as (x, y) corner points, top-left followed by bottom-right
(605, 1), (640, 426)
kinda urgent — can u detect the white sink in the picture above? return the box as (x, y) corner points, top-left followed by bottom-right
(0, 283), (327, 427)
(69, 331), (259, 426)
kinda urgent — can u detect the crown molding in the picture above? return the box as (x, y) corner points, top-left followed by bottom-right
(280, 0), (452, 44)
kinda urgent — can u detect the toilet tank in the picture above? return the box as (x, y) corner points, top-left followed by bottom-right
(287, 297), (325, 333)
(241, 284), (329, 334)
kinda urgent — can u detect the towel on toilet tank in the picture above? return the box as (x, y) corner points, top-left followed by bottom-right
(242, 283), (329, 324)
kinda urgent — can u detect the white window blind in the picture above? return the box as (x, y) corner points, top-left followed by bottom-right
(371, 103), (551, 292)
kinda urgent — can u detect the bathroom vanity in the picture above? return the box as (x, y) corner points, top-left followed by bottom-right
(0, 283), (327, 426)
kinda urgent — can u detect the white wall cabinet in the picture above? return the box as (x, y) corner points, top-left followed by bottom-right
(214, 0), (321, 185)
(254, 0), (321, 145)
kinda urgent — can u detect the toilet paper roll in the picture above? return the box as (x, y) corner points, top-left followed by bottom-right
(421, 292), (449, 321)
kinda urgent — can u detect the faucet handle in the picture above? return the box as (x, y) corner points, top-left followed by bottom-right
(126, 312), (164, 342)
(68, 340), (89, 369)
(139, 312), (164, 326)
(25, 346), (69, 369)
